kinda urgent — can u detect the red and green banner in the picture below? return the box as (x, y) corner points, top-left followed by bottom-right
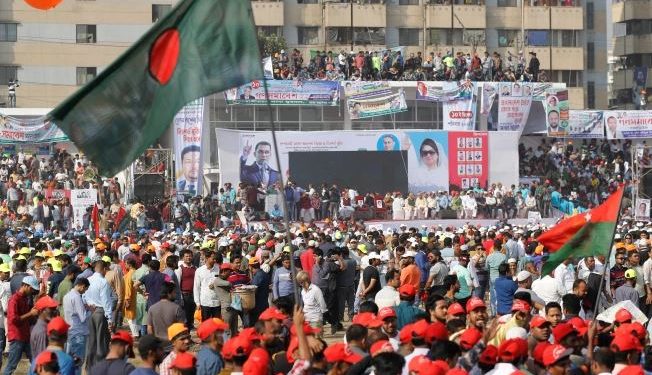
(538, 186), (624, 275)
(48, 0), (262, 176)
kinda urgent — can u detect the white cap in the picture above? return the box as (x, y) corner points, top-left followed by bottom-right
(460, 245), (469, 251)
(516, 270), (532, 282)
(615, 234), (622, 240)
(508, 258), (517, 264)
(308, 240), (316, 247)
(505, 327), (528, 340)
(367, 253), (381, 260)
(402, 250), (417, 258)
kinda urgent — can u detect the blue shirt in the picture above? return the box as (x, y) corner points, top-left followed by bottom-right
(30, 349), (75, 375)
(393, 301), (426, 330)
(494, 275), (518, 315)
(415, 251), (429, 284)
(63, 289), (90, 336)
(140, 271), (166, 309)
(196, 346), (223, 375)
(129, 368), (159, 375)
(273, 267), (293, 300)
(84, 272), (113, 323)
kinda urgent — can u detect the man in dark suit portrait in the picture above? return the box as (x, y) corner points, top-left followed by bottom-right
(240, 140), (279, 187)
(177, 145), (201, 194)
(239, 86), (255, 100)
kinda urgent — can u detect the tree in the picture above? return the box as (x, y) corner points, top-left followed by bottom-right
(257, 32), (287, 57)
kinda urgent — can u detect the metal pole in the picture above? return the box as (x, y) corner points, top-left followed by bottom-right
(350, 0), (354, 52)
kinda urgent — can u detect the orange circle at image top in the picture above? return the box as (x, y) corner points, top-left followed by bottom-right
(24, 0), (63, 10)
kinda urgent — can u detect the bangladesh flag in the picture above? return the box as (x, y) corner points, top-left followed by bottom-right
(538, 186), (624, 276)
(49, 0), (262, 176)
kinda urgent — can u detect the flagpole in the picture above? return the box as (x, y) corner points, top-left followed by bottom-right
(260, 73), (301, 306)
(592, 185), (625, 317)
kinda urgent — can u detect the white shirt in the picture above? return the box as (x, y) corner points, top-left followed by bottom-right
(531, 275), (566, 306)
(486, 362), (519, 375)
(643, 258), (652, 289)
(402, 347), (430, 375)
(301, 284), (327, 323)
(374, 285), (400, 309)
(554, 263), (575, 293)
(193, 264), (220, 307)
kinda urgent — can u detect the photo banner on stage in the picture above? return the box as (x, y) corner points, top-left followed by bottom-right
(415, 81), (476, 131)
(448, 132), (488, 191)
(604, 110), (652, 139)
(497, 83), (534, 132)
(345, 82), (407, 119)
(544, 89), (570, 137)
(225, 79), (340, 106)
(174, 99), (204, 196)
(546, 110), (604, 139)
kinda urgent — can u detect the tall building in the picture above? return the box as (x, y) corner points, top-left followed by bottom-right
(0, 0), (605, 109)
(610, 0), (652, 109)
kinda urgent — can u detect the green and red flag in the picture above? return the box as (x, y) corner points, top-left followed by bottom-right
(539, 186), (624, 276)
(48, 0), (262, 176)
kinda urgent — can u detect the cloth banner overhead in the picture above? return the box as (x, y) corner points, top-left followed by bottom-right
(480, 83), (498, 118)
(497, 83), (534, 132)
(225, 79), (340, 106)
(448, 131), (488, 190)
(546, 110), (604, 139)
(604, 110), (652, 139)
(344, 81), (407, 119)
(70, 189), (98, 230)
(0, 114), (68, 144)
(416, 81), (476, 131)
(174, 99), (204, 196)
(544, 90), (570, 137)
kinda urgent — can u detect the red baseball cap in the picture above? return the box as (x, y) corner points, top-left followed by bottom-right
(47, 316), (70, 336)
(552, 322), (577, 344)
(110, 330), (133, 346)
(409, 356), (449, 375)
(34, 350), (57, 367)
(478, 345), (498, 366)
(169, 352), (196, 370)
(265, 240), (275, 249)
(542, 344), (573, 366)
(529, 316), (551, 329)
(243, 347), (270, 375)
(616, 308), (634, 323)
(511, 300), (531, 313)
(377, 307), (397, 321)
(239, 327), (261, 342)
(259, 307), (287, 321)
(619, 365), (644, 375)
(290, 322), (321, 336)
(369, 340), (394, 357)
(616, 322), (647, 340)
(411, 319), (430, 339)
(567, 317), (588, 337)
(498, 338), (528, 363)
(459, 327), (483, 350)
(231, 335), (254, 357)
(219, 263), (234, 271)
(611, 333), (643, 353)
(448, 302), (465, 316)
(197, 318), (228, 341)
(398, 284), (417, 298)
(447, 369), (469, 375)
(465, 297), (486, 312)
(34, 296), (59, 311)
(533, 342), (551, 365)
(222, 338), (236, 360)
(352, 312), (383, 328)
(425, 322), (449, 343)
(399, 323), (414, 344)
(323, 343), (362, 364)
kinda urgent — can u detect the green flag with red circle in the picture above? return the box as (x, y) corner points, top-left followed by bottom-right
(48, 0), (262, 176)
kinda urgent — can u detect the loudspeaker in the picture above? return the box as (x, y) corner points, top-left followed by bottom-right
(439, 209), (458, 219)
(134, 174), (165, 203)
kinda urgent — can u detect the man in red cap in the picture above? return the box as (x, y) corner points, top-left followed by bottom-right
(196, 318), (228, 375)
(493, 338), (528, 374)
(28, 316), (74, 375)
(30, 296), (59, 362)
(543, 344), (573, 375)
(615, 307), (633, 326)
(393, 284), (426, 330)
(611, 333), (643, 374)
(259, 307), (288, 337)
(528, 316), (552, 352)
(323, 342), (362, 375)
(489, 299), (531, 346)
(466, 296), (488, 331)
(169, 352), (197, 375)
(378, 307), (399, 347)
(33, 351), (59, 375)
(89, 330), (136, 375)
(402, 319), (431, 374)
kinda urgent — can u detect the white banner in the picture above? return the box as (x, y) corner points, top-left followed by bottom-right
(636, 198), (650, 221)
(497, 83), (534, 132)
(547, 110), (604, 139)
(70, 189), (97, 230)
(604, 110), (652, 139)
(416, 81), (476, 131)
(174, 99), (204, 195)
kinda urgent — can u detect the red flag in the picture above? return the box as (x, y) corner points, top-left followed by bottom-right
(91, 204), (100, 236)
(114, 207), (126, 230)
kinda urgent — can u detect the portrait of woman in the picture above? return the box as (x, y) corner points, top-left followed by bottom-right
(408, 137), (449, 192)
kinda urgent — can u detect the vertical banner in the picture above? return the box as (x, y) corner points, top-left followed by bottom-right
(404, 131), (449, 192)
(480, 83), (498, 117)
(174, 99), (204, 196)
(448, 132), (488, 191)
(70, 189), (97, 230)
(497, 83), (534, 131)
(442, 82), (477, 131)
(636, 198), (650, 221)
(633, 66), (648, 109)
(544, 90), (570, 137)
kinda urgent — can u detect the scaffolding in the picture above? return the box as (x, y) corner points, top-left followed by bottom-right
(124, 148), (174, 203)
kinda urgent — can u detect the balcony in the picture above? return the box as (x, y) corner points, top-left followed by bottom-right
(612, 0), (652, 24)
(486, 5), (521, 29)
(550, 6), (583, 30)
(426, 5), (452, 28)
(252, 1), (284, 26)
(452, 5), (486, 29)
(387, 5), (423, 28)
(567, 87), (584, 110)
(324, 2), (386, 28)
(551, 47), (584, 70)
(613, 34), (652, 57)
(524, 6), (549, 30)
(286, 3), (322, 26)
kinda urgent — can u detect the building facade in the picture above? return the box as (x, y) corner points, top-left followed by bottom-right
(610, 0), (652, 109)
(0, 0), (605, 109)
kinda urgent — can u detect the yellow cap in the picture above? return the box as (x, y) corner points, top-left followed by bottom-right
(15, 255), (27, 261)
(50, 260), (62, 272)
(283, 246), (291, 253)
(0, 264), (10, 273)
(19, 248), (30, 255)
(101, 255), (112, 263)
(34, 252), (44, 258)
(248, 257), (259, 265)
(53, 249), (63, 257)
(257, 239), (265, 245)
(47, 258), (57, 266)
(167, 323), (189, 341)
(357, 244), (367, 254)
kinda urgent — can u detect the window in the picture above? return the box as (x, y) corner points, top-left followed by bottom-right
(399, 28), (420, 46)
(399, 0), (419, 4)
(497, 0), (517, 6)
(586, 2), (594, 30)
(552, 70), (582, 87)
(0, 23), (17, 42)
(76, 24), (96, 44)
(76, 67), (97, 85)
(428, 28), (452, 45)
(326, 27), (385, 45)
(586, 42), (594, 70)
(587, 81), (595, 108)
(257, 26), (282, 36)
(551, 30), (579, 47)
(497, 29), (519, 47)
(297, 0), (319, 3)
(461, 29), (486, 46)
(0, 66), (17, 85)
(152, 4), (172, 23)
(298, 27), (319, 45)
(527, 30), (549, 46)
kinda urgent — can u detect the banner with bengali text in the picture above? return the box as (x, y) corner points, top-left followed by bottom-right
(346, 82), (407, 119)
(0, 114), (68, 144)
(497, 83), (534, 132)
(604, 110), (652, 139)
(224, 79), (340, 106)
(547, 110), (604, 138)
(174, 99), (204, 195)
(417, 81), (476, 131)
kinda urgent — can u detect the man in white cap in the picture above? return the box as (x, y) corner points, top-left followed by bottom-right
(400, 250), (421, 297)
(515, 270), (545, 311)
